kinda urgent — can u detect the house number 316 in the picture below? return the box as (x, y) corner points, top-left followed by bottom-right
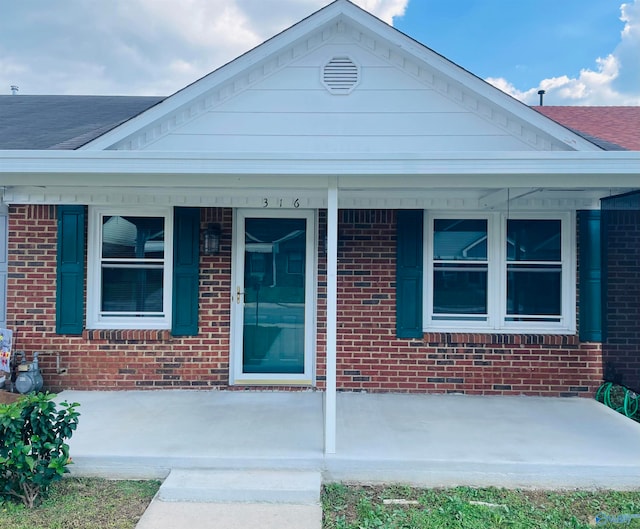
(262, 198), (300, 208)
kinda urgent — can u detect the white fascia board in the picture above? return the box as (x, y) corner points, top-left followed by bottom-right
(1, 150), (639, 183)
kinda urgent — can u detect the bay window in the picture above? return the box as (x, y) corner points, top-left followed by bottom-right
(426, 212), (574, 333)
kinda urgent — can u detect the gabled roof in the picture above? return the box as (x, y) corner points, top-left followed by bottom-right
(78, 0), (600, 153)
(0, 95), (163, 150)
(534, 106), (640, 151)
(1, 2), (636, 154)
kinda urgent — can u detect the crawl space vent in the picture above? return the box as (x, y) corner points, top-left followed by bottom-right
(322, 57), (359, 94)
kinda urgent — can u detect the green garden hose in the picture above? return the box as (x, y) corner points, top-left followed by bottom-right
(596, 382), (640, 421)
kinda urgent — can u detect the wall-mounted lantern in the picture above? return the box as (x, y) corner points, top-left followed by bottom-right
(203, 223), (221, 255)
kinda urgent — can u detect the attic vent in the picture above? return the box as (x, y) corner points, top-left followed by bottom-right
(322, 57), (359, 94)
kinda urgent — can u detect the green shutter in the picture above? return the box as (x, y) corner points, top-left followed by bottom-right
(396, 210), (423, 338)
(172, 207), (200, 336)
(578, 210), (603, 342)
(56, 205), (85, 335)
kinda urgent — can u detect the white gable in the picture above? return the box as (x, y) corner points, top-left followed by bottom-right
(82, 0), (600, 154)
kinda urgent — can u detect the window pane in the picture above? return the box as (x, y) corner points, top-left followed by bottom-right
(102, 216), (165, 259)
(433, 263), (487, 314)
(434, 219), (487, 260)
(507, 219), (560, 261)
(507, 264), (561, 316)
(101, 267), (163, 314)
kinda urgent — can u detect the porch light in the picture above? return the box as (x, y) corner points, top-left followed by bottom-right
(203, 223), (221, 255)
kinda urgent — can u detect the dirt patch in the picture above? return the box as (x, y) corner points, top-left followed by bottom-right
(0, 390), (22, 404)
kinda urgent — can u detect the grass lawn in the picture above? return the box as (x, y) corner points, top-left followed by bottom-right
(4, 480), (640, 528)
(322, 484), (640, 529)
(0, 478), (161, 529)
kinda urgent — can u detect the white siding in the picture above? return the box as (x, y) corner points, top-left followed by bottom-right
(139, 44), (537, 154)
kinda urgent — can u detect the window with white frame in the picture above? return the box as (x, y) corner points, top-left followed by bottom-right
(425, 211), (574, 333)
(87, 207), (173, 329)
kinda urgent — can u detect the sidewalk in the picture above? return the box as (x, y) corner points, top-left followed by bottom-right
(136, 501), (322, 529)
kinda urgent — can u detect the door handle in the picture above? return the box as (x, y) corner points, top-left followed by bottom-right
(236, 286), (244, 304)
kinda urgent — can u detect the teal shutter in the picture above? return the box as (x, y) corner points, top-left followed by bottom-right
(578, 210), (603, 341)
(172, 207), (200, 336)
(396, 210), (423, 338)
(56, 205), (85, 335)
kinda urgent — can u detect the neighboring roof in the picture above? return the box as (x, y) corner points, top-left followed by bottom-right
(0, 95), (164, 150)
(534, 106), (640, 151)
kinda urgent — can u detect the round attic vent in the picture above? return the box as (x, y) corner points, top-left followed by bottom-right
(322, 56), (359, 94)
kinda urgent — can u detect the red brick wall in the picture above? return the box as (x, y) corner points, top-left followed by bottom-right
(329, 210), (602, 397)
(6, 206), (603, 396)
(7, 205), (234, 391)
(602, 209), (640, 392)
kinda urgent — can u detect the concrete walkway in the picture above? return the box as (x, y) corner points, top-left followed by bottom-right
(136, 469), (322, 529)
(54, 390), (640, 528)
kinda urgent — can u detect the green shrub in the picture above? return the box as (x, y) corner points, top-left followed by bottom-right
(0, 393), (80, 508)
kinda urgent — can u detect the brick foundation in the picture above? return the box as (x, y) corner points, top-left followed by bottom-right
(6, 205), (603, 396)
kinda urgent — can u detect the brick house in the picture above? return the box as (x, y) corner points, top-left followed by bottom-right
(1, 0), (639, 443)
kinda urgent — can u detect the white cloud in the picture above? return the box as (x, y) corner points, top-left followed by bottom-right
(0, 0), (407, 96)
(487, 0), (640, 105)
(353, 0), (408, 24)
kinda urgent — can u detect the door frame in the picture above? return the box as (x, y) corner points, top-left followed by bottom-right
(230, 208), (317, 386)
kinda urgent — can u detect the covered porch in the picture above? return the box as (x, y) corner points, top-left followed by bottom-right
(58, 389), (640, 489)
(4, 149), (640, 456)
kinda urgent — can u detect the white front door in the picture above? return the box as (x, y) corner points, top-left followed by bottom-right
(231, 209), (316, 385)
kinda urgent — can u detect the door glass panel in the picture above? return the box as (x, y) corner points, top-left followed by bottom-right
(243, 218), (306, 374)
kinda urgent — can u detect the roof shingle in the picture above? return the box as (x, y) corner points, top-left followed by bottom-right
(534, 106), (640, 151)
(0, 95), (164, 150)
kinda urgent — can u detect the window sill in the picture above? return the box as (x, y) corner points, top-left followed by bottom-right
(83, 329), (172, 342)
(425, 327), (576, 336)
(422, 332), (579, 346)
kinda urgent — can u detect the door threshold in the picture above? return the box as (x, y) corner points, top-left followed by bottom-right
(233, 379), (314, 387)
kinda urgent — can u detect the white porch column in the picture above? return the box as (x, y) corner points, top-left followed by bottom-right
(324, 177), (338, 454)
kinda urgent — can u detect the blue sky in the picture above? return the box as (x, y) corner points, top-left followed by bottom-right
(397, 1), (622, 90)
(1, 0), (638, 105)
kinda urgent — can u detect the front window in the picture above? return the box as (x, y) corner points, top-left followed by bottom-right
(426, 212), (574, 333)
(433, 219), (488, 322)
(506, 219), (562, 322)
(88, 208), (172, 329)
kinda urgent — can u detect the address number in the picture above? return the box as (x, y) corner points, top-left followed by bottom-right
(262, 198), (300, 208)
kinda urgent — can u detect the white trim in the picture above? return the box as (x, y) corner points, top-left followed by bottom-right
(325, 179), (338, 454)
(230, 208), (317, 385)
(5, 185), (626, 212)
(1, 152), (639, 189)
(424, 210), (575, 334)
(87, 206), (173, 330)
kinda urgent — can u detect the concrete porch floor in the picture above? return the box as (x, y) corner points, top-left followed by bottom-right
(56, 390), (640, 489)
